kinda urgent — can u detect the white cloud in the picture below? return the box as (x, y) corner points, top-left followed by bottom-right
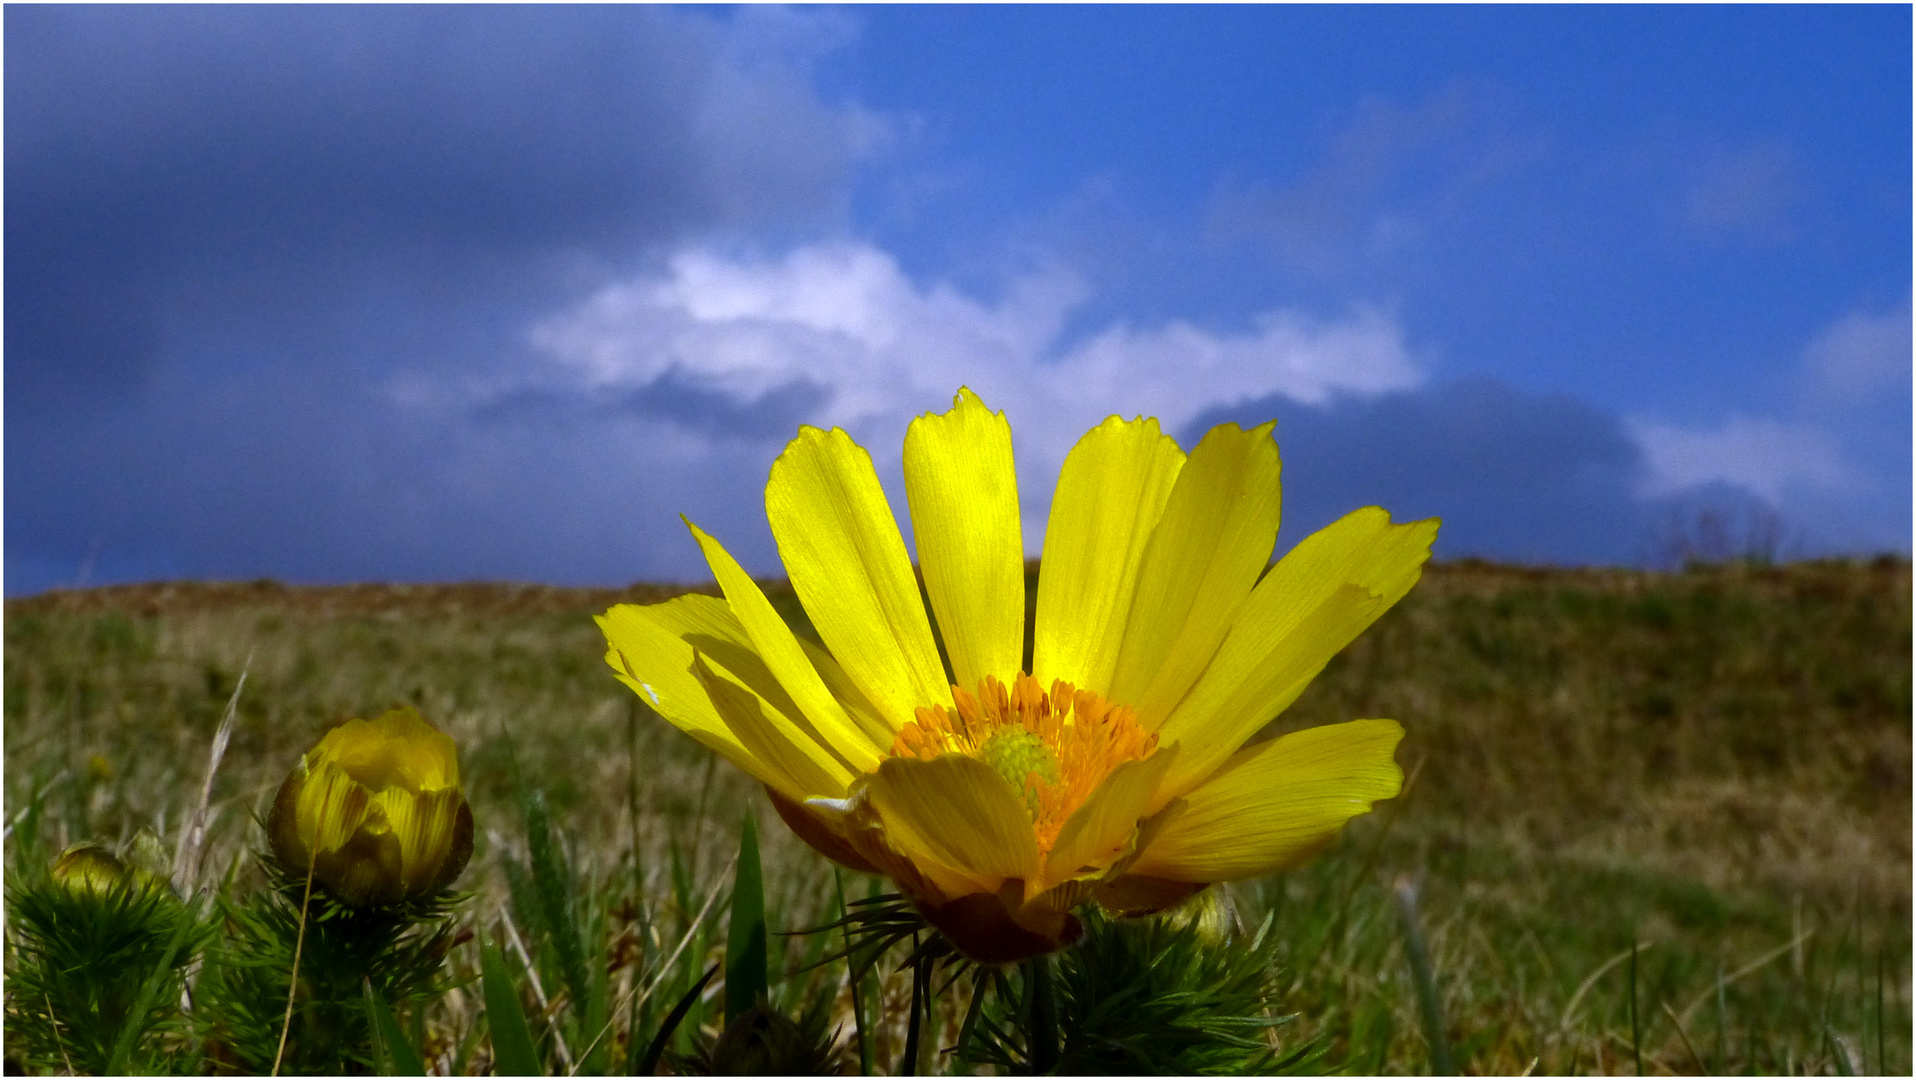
(1628, 414), (1850, 504)
(526, 240), (1424, 471)
(1803, 301), (1912, 405)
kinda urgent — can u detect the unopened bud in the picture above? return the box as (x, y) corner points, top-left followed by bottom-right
(267, 706), (473, 907)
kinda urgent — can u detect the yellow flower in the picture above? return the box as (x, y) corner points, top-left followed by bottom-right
(599, 389), (1436, 962)
(267, 706), (473, 907)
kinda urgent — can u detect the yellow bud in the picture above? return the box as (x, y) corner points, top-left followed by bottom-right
(1160, 886), (1232, 946)
(267, 706), (473, 907)
(86, 754), (113, 783)
(51, 845), (131, 895)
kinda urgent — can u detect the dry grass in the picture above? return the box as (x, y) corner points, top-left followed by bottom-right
(6, 557), (1909, 1074)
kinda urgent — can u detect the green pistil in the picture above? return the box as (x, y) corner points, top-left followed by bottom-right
(978, 729), (1061, 818)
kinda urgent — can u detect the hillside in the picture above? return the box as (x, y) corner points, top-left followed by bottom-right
(6, 557), (1908, 1073)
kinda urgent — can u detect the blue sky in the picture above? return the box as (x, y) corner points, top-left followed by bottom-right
(6, 5), (1909, 595)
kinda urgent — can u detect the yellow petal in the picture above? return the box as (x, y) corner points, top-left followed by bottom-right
(693, 652), (853, 801)
(1041, 745), (1179, 892)
(767, 426), (952, 727)
(297, 761), (373, 858)
(1152, 507), (1437, 801)
(378, 786), (465, 893)
(904, 388), (1025, 692)
(866, 753), (1042, 894)
(688, 520), (882, 774)
(1126, 719), (1403, 881)
(1109, 422), (1282, 728)
(645, 592), (812, 729)
(318, 707), (460, 792)
(798, 636), (898, 749)
(597, 597), (780, 777)
(1032, 415), (1186, 695)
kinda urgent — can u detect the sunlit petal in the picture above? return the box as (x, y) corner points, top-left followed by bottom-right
(693, 651), (854, 802)
(1152, 507), (1437, 803)
(688, 518), (882, 773)
(1127, 719), (1403, 881)
(904, 387), (1025, 693)
(767, 425), (953, 727)
(1109, 422), (1282, 727)
(1032, 415), (1185, 695)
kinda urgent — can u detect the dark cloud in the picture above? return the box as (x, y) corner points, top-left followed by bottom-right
(1185, 378), (1654, 566)
(475, 370), (832, 442)
(5, 5), (866, 406)
(4, 6), (871, 595)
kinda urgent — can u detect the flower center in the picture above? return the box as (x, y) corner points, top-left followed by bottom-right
(891, 672), (1159, 852)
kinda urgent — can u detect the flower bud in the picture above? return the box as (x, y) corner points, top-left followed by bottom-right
(267, 706), (473, 907)
(50, 845), (131, 895)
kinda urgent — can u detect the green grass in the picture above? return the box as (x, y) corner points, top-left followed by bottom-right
(5, 559), (1909, 1074)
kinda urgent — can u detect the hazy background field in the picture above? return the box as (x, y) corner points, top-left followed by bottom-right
(6, 557), (1908, 1074)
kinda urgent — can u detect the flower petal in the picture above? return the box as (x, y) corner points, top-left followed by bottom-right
(904, 388), (1025, 692)
(379, 786), (466, 894)
(693, 651), (854, 801)
(767, 425), (952, 728)
(1109, 422), (1282, 728)
(1041, 746), (1179, 892)
(1126, 719), (1403, 881)
(1152, 507), (1437, 802)
(688, 519), (882, 774)
(1032, 415), (1186, 696)
(797, 637), (897, 749)
(866, 753), (1042, 894)
(597, 598), (760, 767)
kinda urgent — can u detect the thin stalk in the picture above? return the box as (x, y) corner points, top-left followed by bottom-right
(1875, 948), (1885, 1077)
(502, 908), (574, 1072)
(1628, 940), (1641, 1076)
(44, 992), (74, 1076)
(630, 853), (736, 1015)
(834, 870), (873, 1077)
(272, 856), (319, 1077)
(173, 656), (248, 898)
(952, 967), (988, 1070)
(902, 935), (925, 1077)
(1661, 1001), (1706, 1074)
(1724, 961), (1739, 1072)
(688, 753), (718, 879)
(1027, 953), (1059, 1075)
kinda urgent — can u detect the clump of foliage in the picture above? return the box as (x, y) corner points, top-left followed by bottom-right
(960, 903), (1302, 1075)
(5, 843), (211, 1075)
(196, 853), (464, 1074)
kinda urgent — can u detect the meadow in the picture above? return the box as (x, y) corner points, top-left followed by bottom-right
(5, 556), (1909, 1074)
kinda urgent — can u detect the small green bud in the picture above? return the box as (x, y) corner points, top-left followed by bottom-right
(50, 845), (129, 895)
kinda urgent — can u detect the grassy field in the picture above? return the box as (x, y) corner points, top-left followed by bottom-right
(5, 557), (1909, 1074)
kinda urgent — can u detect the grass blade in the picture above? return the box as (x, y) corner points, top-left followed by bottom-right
(482, 937), (545, 1078)
(172, 656), (246, 897)
(834, 870), (873, 1077)
(1628, 939), (1642, 1075)
(638, 963), (718, 1077)
(364, 978), (428, 1076)
(724, 813), (767, 1025)
(1393, 878), (1456, 1076)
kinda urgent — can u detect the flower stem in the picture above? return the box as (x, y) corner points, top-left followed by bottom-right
(1027, 953), (1059, 1075)
(272, 858), (318, 1077)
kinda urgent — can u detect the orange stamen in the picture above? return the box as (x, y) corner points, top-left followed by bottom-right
(892, 673), (1159, 851)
